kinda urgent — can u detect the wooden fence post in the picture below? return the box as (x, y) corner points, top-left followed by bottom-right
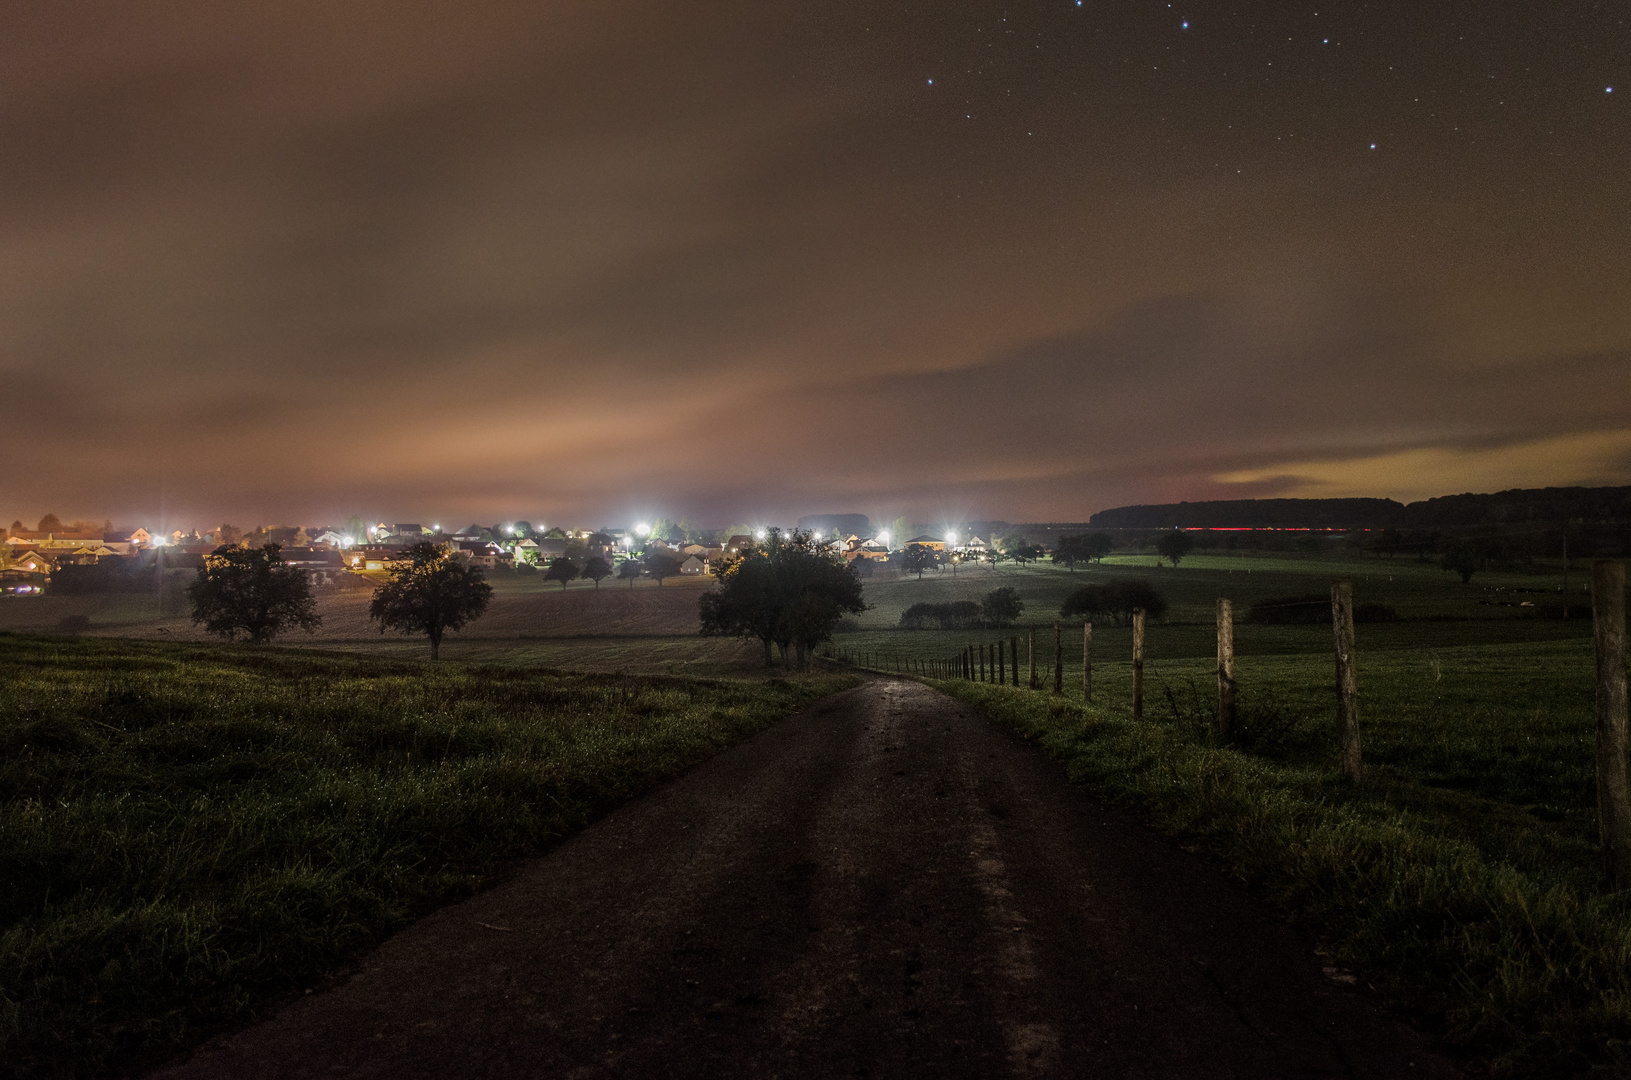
(1593, 560), (1631, 888)
(1132, 608), (1145, 720)
(1083, 621), (1093, 703)
(1028, 629), (1038, 689)
(1331, 582), (1362, 783)
(1011, 636), (1019, 685)
(1053, 619), (1063, 694)
(1217, 598), (1235, 739)
(997, 638), (1005, 684)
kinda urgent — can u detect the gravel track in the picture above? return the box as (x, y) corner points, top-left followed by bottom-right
(150, 679), (1459, 1079)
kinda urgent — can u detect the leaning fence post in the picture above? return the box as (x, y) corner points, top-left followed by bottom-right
(1011, 636), (1019, 685)
(1053, 619), (1063, 693)
(1217, 598), (1236, 739)
(1083, 621), (1093, 703)
(1593, 560), (1631, 888)
(1132, 608), (1145, 720)
(1331, 582), (1362, 783)
(1028, 629), (1038, 689)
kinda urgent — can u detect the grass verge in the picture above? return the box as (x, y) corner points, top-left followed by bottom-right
(929, 673), (1631, 1078)
(0, 633), (856, 1077)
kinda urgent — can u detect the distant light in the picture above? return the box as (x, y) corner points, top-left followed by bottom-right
(946, 531), (958, 544)
(1182, 20), (1188, 28)
(1609, 87), (1615, 93)
(1369, 143), (1377, 149)
(927, 78), (933, 85)
(878, 531), (890, 545)
(756, 529), (768, 540)
(635, 522), (651, 537)
(813, 531), (823, 540)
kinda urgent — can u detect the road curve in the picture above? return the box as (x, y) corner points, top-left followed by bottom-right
(152, 679), (1459, 1079)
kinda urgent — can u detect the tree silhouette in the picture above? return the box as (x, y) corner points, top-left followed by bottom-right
(700, 528), (866, 668)
(368, 542), (492, 660)
(581, 556), (613, 588)
(1053, 535), (1090, 571)
(543, 556), (580, 590)
(645, 552), (682, 586)
(981, 586), (1024, 627)
(1060, 579), (1168, 625)
(618, 558), (643, 588)
(1156, 530), (1196, 567)
(187, 544), (321, 643)
(901, 544), (938, 580)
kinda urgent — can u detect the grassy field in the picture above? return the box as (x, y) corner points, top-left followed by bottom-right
(0, 634), (855, 1077)
(828, 556), (1625, 1076)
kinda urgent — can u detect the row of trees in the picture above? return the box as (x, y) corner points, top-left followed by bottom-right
(699, 529), (866, 669)
(899, 587), (1024, 630)
(188, 542), (492, 659)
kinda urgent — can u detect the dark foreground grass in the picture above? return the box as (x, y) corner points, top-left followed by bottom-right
(0, 633), (855, 1077)
(927, 645), (1631, 1078)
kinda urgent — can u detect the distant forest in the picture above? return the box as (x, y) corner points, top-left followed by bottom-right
(1088, 487), (1631, 530)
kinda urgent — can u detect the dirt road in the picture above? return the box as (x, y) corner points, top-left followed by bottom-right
(152, 680), (1458, 1078)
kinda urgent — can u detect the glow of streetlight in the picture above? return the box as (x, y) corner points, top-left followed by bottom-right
(635, 522), (651, 537)
(946, 530), (958, 545)
(877, 530), (890, 546)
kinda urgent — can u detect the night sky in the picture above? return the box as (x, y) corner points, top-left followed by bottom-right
(3, 1), (1628, 531)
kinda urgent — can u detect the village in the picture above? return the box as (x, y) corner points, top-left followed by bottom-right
(0, 514), (1017, 595)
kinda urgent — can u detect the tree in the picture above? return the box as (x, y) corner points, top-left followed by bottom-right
(369, 541), (493, 660)
(217, 523), (243, 547)
(1053, 535), (1091, 571)
(618, 558), (644, 588)
(1157, 529), (1196, 567)
(1060, 579), (1168, 625)
(37, 513), (63, 533)
(700, 528), (866, 669)
(901, 544), (938, 580)
(981, 586), (1024, 627)
(543, 556), (580, 590)
(645, 552), (682, 585)
(582, 557), (613, 588)
(1084, 532), (1114, 563)
(1441, 542), (1479, 584)
(187, 544), (321, 643)
(1009, 543), (1043, 566)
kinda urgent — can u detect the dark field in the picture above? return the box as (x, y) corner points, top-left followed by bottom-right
(0, 635), (854, 1076)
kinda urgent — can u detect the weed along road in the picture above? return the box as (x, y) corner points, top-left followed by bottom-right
(153, 680), (1458, 1079)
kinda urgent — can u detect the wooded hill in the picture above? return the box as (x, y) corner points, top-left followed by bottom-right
(1088, 486), (1631, 530)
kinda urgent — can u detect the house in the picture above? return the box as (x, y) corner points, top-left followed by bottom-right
(679, 555), (707, 575)
(960, 535), (990, 556)
(279, 547), (347, 584)
(724, 534), (754, 555)
(905, 535), (946, 552)
(681, 543), (709, 557)
(344, 544), (410, 571)
(455, 541), (513, 570)
(392, 524), (427, 539)
(310, 530), (350, 548)
(844, 535), (891, 561)
(532, 537), (568, 559)
(7, 550), (56, 575)
(6, 529), (106, 551)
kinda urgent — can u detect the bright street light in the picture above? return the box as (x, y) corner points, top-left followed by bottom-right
(635, 522), (651, 537)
